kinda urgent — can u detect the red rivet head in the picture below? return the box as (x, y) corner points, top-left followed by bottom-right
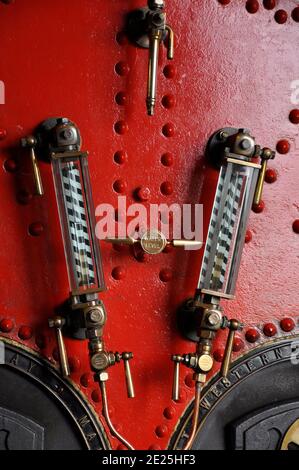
(280, 317), (295, 332)
(162, 123), (175, 138)
(252, 200), (265, 213)
(274, 10), (288, 24)
(80, 373), (93, 388)
(218, 0), (230, 4)
(115, 61), (130, 76)
(233, 337), (244, 352)
(162, 94), (176, 109)
(136, 186), (151, 202)
(263, 323), (277, 337)
(159, 269), (173, 282)
(293, 220), (299, 234)
(265, 168), (277, 184)
(263, 0), (276, 9)
(160, 181), (173, 196)
(114, 150), (128, 165)
(213, 348), (224, 362)
(148, 444), (161, 450)
(113, 179), (127, 194)
(155, 424), (168, 438)
(289, 109), (299, 124)
(245, 230), (252, 243)
(163, 406), (175, 420)
(163, 64), (176, 79)
(4, 158), (18, 173)
(117, 444), (128, 451)
(0, 129), (7, 140)
(276, 139), (290, 154)
(17, 189), (33, 205)
(292, 7), (299, 22)
(91, 389), (101, 403)
(246, 0), (259, 14)
(18, 325), (33, 340)
(114, 120), (129, 135)
(245, 328), (260, 343)
(115, 91), (128, 106)
(0, 318), (14, 333)
(69, 357), (81, 373)
(161, 152), (174, 167)
(116, 32), (128, 46)
(29, 222), (44, 237)
(184, 373), (195, 388)
(112, 266), (126, 280)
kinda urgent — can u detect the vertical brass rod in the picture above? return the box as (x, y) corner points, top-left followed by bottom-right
(172, 361), (180, 401)
(220, 329), (235, 378)
(183, 382), (202, 450)
(30, 147), (44, 196)
(147, 31), (162, 116)
(56, 327), (71, 377)
(100, 380), (135, 450)
(123, 358), (135, 398)
(165, 25), (174, 60)
(253, 159), (267, 206)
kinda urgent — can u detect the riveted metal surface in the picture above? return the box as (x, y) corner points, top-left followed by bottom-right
(0, 0), (298, 450)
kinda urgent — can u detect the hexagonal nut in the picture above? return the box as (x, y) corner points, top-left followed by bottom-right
(197, 354), (213, 373)
(98, 372), (109, 382)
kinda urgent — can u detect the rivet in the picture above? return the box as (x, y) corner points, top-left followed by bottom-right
(91, 389), (101, 403)
(163, 64), (176, 79)
(28, 222), (44, 237)
(233, 337), (244, 352)
(114, 120), (129, 135)
(114, 150), (128, 165)
(213, 348), (224, 362)
(69, 357), (81, 373)
(292, 7), (299, 22)
(112, 266), (126, 280)
(293, 220), (299, 234)
(115, 61), (130, 76)
(184, 373), (195, 388)
(18, 325), (33, 340)
(4, 158), (18, 173)
(246, 0), (259, 14)
(113, 179), (127, 194)
(155, 424), (168, 438)
(134, 249), (148, 263)
(0, 129), (7, 140)
(17, 189), (33, 205)
(263, 0), (275, 9)
(161, 152), (174, 167)
(274, 9), (288, 24)
(163, 406), (175, 420)
(159, 268), (173, 282)
(162, 94), (175, 109)
(280, 317), (295, 332)
(149, 444), (161, 450)
(218, 0), (230, 4)
(289, 109), (299, 124)
(117, 444), (128, 451)
(80, 373), (93, 388)
(245, 328), (260, 343)
(276, 139), (290, 154)
(135, 186), (151, 202)
(245, 229), (252, 243)
(252, 200), (265, 213)
(116, 32), (128, 46)
(265, 168), (277, 184)
(0, 318), (14, 333)
(162, 123), (175, 138)
(115, 91), (128, 106)
(160, 181), (173, 196)
(263, 323), (277, 337)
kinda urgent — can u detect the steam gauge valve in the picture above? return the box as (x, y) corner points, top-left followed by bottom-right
(126, 0), (174, 116)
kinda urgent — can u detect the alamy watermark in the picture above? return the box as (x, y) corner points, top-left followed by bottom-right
(95, 196), (203, 250)
(0, 80), (4, 104)
(291, 79), (299, 105)
(0, 341), (4, 365)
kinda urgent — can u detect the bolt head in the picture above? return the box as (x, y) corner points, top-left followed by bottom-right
(197, 355), (213, 373)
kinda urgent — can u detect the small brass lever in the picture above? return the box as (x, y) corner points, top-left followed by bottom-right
(119, 352), (135, 399)
(21, 136), (44, 196)
(253, 147), (275, 206)
(48, 316), (70, 377)
(221, 319), (243, 378)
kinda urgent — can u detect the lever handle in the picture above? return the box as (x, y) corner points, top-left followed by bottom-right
(165, 25), (174, 60)
(221, 319), (242, 378)
(21, 136), (44, 196)
(49, 316), (70, 377)
(122, 352), (135, 399)
(253, 147), (275, 206)
(172, 355), (182, 401)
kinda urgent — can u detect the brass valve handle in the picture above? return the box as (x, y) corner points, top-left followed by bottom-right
(171, 355), (182, 401)
(21, 136), (44, 196)
(105, 231), (202, 255)
(221, 319), (243, 378)
(48, 316), (70, 377)
(119, 352), (135, 399)
(253, 147), (275, 206)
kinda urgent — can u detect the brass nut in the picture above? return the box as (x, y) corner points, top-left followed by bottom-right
(197, 354), (213, 373)
(99, 372), (109, 382)
(91, 352), (109, 371)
